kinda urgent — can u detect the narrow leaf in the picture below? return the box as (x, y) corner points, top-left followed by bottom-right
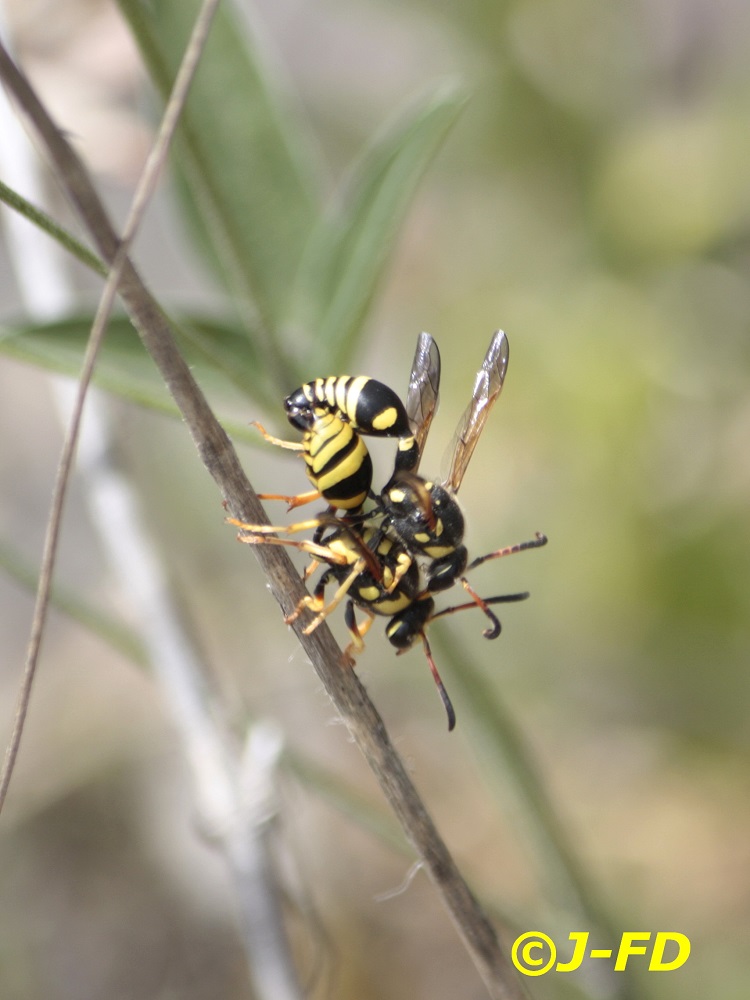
(117, 0), (320, 337)
(0, 314), (271, 439)
(0, 178), (105, 277)
(291, 80), (468, 371)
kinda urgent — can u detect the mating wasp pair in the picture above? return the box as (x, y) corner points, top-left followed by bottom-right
(229, 331), (546, 730)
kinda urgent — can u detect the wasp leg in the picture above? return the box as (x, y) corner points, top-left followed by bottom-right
(342, 600), (376, 663)
(286, 593), (323, 625)
(387, 549), (414, 593)
(302, 560), (365, 636)
(257, 489), (323, 510)
(228, 527), (351, 567)
(285, 567), (333, 625)
(251, 420), (304, 452)
(302, 558), (321, 582)
(252, 422), (324, 507)
(466, 531), (548, 572)
(224, 512), (334, 544)
(226, 515), (330, 537)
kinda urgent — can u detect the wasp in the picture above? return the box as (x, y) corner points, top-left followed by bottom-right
(377, 330), (548, 601)
(254, 374), (420, 513)
(229, 330), (546, 729)
(230, 513), (530, 730)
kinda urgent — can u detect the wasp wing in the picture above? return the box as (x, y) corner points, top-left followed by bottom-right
(405, 332), (441, 472)
(445, 330), (509, 493)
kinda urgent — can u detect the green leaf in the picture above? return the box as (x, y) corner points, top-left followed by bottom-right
(117, 0), (320, 344)
(0, 313), (273, 440)
(291, 80), (468, 371)
(0, 178), (106, 277)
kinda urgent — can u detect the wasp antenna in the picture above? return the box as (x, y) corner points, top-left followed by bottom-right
(420, 632), (456, 731)
(467, 531), (548, 572)
(430, 590), (530, 629)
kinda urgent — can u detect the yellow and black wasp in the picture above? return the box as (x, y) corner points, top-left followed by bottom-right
(376, 330), (548, 613)
(252, 374), (420, 513)
(231, 509), (529, 730)
(229, 331), (546, 729)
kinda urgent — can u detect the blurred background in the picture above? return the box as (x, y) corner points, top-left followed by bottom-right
(1, 0), (749, 998)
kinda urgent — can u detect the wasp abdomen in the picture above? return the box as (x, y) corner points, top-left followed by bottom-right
(288, 376), (409, 434)
(286, 376), (420, 474)
(301, 412), (373, 509)
(385, 595), (435, 650)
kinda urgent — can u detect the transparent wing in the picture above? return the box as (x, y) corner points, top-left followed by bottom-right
(445, 330), (509, 492)
(405, 331), (441, 472)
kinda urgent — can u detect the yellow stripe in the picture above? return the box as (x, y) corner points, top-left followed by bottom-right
(333, 491), (368, 510)
(374, 594), (412, 615)
(322, 376), (337, 409)
(425, 543), (453, 558)
(372, 405), (397, 431)
(357, 585), (380, 602)
(347, 376), (369, 423)
(309, 423), (353, 472)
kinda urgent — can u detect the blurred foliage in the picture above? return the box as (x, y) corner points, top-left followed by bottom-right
(1, 0), (749, 998)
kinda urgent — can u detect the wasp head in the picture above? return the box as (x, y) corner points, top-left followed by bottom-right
(284, 388), (316, 431)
